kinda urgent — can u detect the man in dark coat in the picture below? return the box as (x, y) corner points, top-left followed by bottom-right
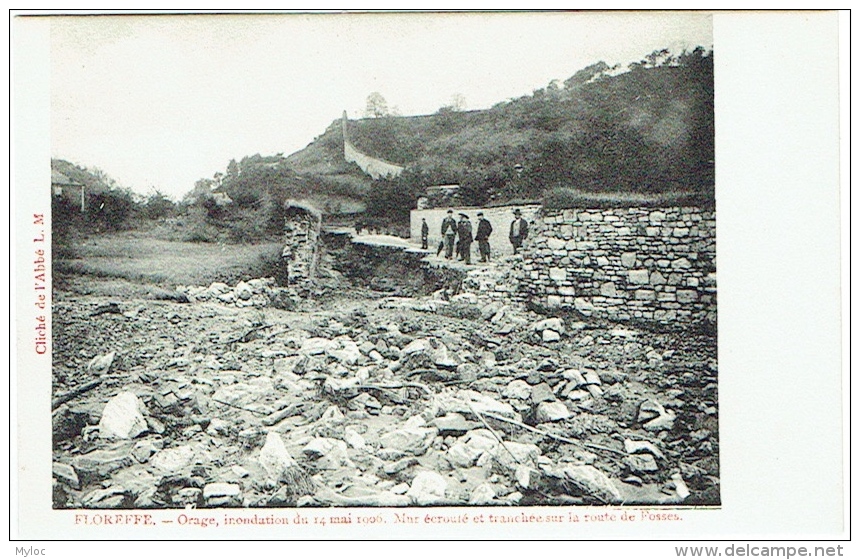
(441, 209), (457, 259)
(457, 213), (474, 265)
(509, 208), (529, 254)
(420, 218), (429, 249)
(475, 212), (493, 262)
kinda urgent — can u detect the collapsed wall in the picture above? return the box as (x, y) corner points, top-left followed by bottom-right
(285, 200), (716, 327)
(328, 235), (466, 296)
(282, 201), (322, 286)
(519, 207), (716, 325)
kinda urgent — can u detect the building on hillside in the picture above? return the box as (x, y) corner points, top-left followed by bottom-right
(51, 170), (82, 196)
(52, 170), (86, 211)
(210, 185), (233, 206)
(417, 184), (461, 209)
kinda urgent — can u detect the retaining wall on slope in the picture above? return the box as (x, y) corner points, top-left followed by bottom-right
(519, 207), (716, 325)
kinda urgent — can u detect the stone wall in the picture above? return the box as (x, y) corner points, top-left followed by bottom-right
(410, 205), (542, 258)
(282, 201), (322, 286)
(344, 141), (404, 180)
(342, 111), (404, 180)
(519, 207), (716, 325)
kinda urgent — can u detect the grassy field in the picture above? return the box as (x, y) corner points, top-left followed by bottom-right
(54, 231), (283, 294)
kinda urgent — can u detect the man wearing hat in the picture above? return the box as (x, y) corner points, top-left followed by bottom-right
(509, 208), (529, 254)
(440, 209), (457, 259)
(475, 211), (493, 262)
(456, 213), (474, 265)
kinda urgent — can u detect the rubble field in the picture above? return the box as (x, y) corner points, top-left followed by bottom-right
(52, 275), (719, 509)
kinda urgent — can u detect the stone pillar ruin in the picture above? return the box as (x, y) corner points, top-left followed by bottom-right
(282, 200), (322, 286)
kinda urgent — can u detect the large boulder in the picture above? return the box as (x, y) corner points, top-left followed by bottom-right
(150, 445), (196, 474)
(258, 432), (297, 482)
(406, 471), (449, 505)
(379, 426), (437, 456)
(98, 392), (148, 440)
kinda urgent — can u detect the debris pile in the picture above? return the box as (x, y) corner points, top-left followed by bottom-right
(176, 278), (299, 309)
(52, 288), (719, 509)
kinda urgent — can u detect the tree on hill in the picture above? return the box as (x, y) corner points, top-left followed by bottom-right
(364, 92), (390, 118)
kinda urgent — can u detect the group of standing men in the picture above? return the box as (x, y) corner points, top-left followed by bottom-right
(421, 208), (529, 265)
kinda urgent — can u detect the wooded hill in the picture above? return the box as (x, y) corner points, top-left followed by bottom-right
(193, 47), (713, 230)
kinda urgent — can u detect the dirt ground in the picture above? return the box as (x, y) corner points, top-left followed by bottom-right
(51, 235), (720, 509)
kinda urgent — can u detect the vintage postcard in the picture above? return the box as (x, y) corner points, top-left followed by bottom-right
(10, 10), (847, 549)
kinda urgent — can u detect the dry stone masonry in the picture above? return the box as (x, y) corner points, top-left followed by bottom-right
(519, 207), (716, 325)
(282, 201), (322, 286)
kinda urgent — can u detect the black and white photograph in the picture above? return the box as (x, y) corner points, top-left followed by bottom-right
(46, 10), (717, 511)
(11, 9), (846, 545)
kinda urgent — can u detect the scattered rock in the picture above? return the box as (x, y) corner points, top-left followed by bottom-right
(503, 380), (531, 400)
(624, 454), (659, 473)
(560, 464), (622, 504)
(644, 409), (677, 432)
(469, 483), (496, 505)
(235, 282), (253, 301)
(431, 413), (478, 437)
(530, 382), (556, 404)
(343, 427), (366, 450)
(379, 426), (437, 455)
(637, 400), (666, 423)
(490, 441), (541, 473)
(72, 448), (134, 482)
(300, 337), (336, 356)
(624, 439), (665, 460)
(542, 329), (561, 342)
(150, 445), (195, 474)
(302, 438), (353, 469)
(82, 486), (130, 508)
(98, 392), (148, 440)
(203, 483), (242, 507)
(88, 352), (116, 375)
(383, 457), (419, 475)
(258, 432), (297, 482)
(406, 471), (449, 505)
(438, 390), (520, 421)
(669, 473), (691, 501)
(52, 266), (718, 508)
(535, 401), (571, 423)
(52, 462), (80, 489)
(532, 318), (564, 333)
(131, 440), (160, 463)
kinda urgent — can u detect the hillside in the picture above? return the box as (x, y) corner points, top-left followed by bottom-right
(285, 48), (714, 209)
(188, 48), (713, 236)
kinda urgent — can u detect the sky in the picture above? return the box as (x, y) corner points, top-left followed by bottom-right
(49, 11), (713, 199)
